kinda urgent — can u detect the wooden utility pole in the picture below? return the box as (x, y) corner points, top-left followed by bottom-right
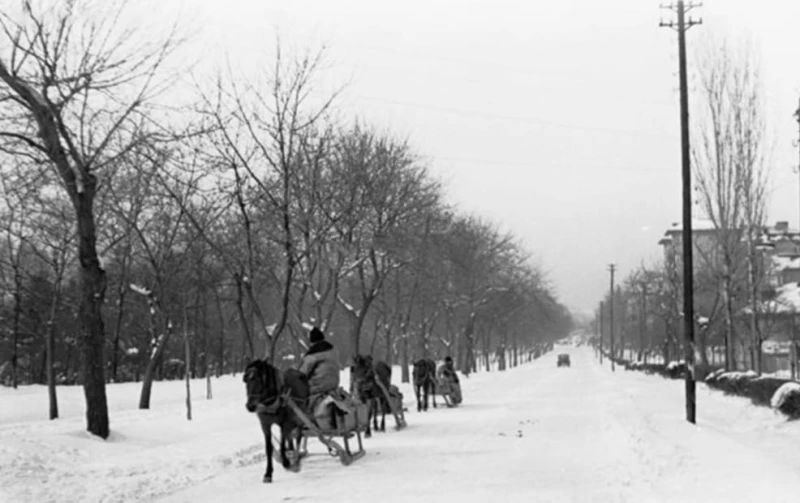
(608, 264), (616, 372)
(794, 99), (800, 228)
(639, 282), (648, 362)
(660, 0), (702, 424)
(600, 301), (604, 364)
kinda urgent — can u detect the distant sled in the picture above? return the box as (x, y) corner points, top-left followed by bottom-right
(436, 377), (463, 407)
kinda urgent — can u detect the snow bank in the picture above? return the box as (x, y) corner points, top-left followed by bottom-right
(771, 382), (800, 408)
(704, 368), (726, 383)
(772, 382), (800, 419)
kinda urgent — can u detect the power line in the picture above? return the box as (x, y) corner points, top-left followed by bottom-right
(357, 95), (678, 139)
(429, 155), (677, 174)
(348, 59), (677, 109)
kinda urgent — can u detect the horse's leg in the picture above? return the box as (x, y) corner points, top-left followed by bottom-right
(365, 396), (373, 438)
(259, 414), (274, 483)
(431, 380), (437, 408)
(415, 383), (422, 412)
(380, 397), (387, 431)
(279, 423), (291, 469)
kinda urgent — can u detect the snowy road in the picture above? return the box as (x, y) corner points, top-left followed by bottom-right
(4, 346), (800, 502)
(163, 347), (800, 502)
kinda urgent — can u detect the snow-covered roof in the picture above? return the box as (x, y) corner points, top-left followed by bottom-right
(664, 219), (717, 234)
(744, 282), (800, 314)
(771, 255), (800, 272)
(765, 222), (800, 235)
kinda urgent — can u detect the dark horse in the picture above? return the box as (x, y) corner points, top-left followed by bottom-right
(412, 358), (437, 411)
(243, 360), (308, 483)
(350, 354), (391, 437)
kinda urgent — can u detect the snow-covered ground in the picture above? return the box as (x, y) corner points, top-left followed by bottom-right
(3, 346), (800, 502)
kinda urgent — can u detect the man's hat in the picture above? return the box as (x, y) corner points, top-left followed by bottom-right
(310, 327), (325, 344)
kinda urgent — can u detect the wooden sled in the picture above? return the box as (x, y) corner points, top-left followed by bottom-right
(375, 379), (407, 430)
(284, 396), (367, 466)
(436, 378), (462, 408)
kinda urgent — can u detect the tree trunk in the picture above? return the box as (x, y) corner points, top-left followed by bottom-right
(12, 269), (21, 389)
(184, 304), (192, 421)
(723, 282), (736, 371)
(76, 190), (110, 439)
(138, 293), (173, 410)
(47, 276), (62, 420)
(111, 248), (130, 383)
(401, 336), (409, 383)
(213, 288), (226, 377)
(349, 298), (374, 357)
(233, 275), (255, 360)
(385, 325), (393, 365)
(111, 285), (127, 383)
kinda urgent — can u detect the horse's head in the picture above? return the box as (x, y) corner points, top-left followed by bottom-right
(351, 354), (374, 376)
(243, 360), (279, 413)
(350, 354), (375, 393)
(412, 359), (433, 383)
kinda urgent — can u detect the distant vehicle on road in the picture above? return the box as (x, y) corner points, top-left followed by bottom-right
(557, 354), (571, 367)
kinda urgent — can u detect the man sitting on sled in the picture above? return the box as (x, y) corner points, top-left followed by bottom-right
(298, 326), (362, 431)
(298, 327), (340, 408)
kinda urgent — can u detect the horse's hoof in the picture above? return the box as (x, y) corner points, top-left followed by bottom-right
(365, 431), (372, 438)
(263, 474), (272, 483)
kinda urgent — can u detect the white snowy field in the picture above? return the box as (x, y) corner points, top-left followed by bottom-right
(3, 347), (800, 503)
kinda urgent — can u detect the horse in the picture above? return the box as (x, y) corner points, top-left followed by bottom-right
(350, 354), (391, 437)
(412, 358), (437, 411)
(243, 359), (308, 483)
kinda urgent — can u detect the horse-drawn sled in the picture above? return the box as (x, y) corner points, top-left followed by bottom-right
(413, 357), (463, 410)
(351, 354), (407, 433)
(244, 360), (370, 483)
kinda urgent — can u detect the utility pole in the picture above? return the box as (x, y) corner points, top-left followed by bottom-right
(608, 264), (616, 372)
(661, 0), (701, 424)
(600, 301), (604, 364)
(793, 99), (800, 378)
(794, 99), (800, 229)
(639, 282), (648, 363)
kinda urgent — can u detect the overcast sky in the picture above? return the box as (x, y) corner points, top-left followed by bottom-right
(160, 0), (800, 314)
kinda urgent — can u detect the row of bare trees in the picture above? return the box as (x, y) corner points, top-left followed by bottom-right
(593, 35), (775, 376)
(0, 1), (571, 439)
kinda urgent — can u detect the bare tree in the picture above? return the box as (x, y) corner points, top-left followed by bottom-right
(199, 43), (340, 363)
(693, 35), (769, 371)
(0, 0), (182, 437)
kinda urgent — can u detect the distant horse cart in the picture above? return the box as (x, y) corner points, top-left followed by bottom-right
(436, 373), (462, 407)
